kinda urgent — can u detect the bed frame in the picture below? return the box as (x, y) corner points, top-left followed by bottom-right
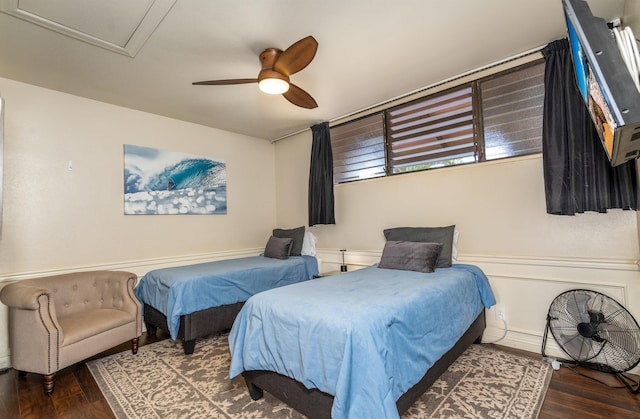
(143, 302), (244, 354)
(242, 311), (486, 418)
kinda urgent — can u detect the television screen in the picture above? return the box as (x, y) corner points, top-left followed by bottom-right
(563, 0), (640, 166)
(567, 14), (589, 101)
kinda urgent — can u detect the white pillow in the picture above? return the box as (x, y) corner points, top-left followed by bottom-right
(301, 232), (317, 256)
(452, 229), (459, 262)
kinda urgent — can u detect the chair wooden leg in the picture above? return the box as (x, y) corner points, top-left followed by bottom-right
(43, 373), (56, 396)
(132, 337), (139, 354)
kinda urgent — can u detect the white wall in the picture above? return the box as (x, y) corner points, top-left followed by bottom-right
(274, 131), (640, 369)
(0, 77), (277, 367)
(0, 77), (276, 274)
(277, 131), (638, 260)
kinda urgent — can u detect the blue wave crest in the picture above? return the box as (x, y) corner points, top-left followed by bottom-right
(125, 158), (226, 193)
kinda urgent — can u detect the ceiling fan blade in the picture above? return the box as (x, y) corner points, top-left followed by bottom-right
(283, 83), (318, 109)
(192, 78), (257, 86)
(274, 36), (318, 76)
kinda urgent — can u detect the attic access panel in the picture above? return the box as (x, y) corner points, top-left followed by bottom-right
(0, 0), (175, 57)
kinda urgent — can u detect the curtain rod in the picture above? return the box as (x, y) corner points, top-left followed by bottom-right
(270, 43), (546, 143)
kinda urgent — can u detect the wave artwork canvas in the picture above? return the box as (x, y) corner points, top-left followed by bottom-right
(124, 144), (227, 215)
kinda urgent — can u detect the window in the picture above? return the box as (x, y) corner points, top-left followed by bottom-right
(331, 113), (386, 184)
(387, 85), (476, 173)
(480, 63), (545, 160)
(330, 60), (545, 183)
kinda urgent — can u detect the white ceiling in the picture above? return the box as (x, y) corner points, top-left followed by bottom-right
(0, 0), (626, 141)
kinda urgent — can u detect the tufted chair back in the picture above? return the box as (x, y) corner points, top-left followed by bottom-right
(45, 272), (137, 317)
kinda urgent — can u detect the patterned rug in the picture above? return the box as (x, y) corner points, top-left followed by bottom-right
(87, 334), (552, 418)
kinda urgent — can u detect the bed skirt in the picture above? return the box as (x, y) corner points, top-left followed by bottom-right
(241, 311), (486, 418)
(143, 302), (244, 354)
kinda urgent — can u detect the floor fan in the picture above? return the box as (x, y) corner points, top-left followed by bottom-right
(542, 289), (640, 393)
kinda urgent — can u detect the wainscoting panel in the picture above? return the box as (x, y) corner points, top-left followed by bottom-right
(317, 249), (640, 374)
(2, 249), (638, 376)
(0, 248), (263, 370)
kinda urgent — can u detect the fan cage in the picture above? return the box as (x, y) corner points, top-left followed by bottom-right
(546, 289), (640, 374)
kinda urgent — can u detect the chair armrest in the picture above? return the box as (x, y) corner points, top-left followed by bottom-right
(1, 281), (65, 374)
(0, 282), (51, 310)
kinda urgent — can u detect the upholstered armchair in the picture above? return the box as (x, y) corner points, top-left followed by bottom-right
(0, 270), (142, 395)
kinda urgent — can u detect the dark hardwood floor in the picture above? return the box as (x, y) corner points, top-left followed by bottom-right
(1, 332), (638, 418)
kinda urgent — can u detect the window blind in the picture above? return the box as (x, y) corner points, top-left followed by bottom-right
(386, 86), (476, 172)
(331, 113), (386, 183)
(480, 62), (545, 160)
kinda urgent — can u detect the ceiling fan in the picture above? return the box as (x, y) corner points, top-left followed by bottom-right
(193, 35), (318, 109)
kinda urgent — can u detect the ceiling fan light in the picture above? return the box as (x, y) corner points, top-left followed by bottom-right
(258, 78), (290, 94)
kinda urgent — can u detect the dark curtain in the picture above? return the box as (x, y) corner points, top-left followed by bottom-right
(308, 122), (335, 226)
(541, 39), (637, 215)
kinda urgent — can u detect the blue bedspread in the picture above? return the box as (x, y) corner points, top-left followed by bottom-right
(229, 263), (495, 419)
(135, 255), (318, 339)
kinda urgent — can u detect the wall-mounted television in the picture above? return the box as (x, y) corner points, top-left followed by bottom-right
(563, 0), (640, 166)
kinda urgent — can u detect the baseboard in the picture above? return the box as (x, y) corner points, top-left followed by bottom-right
(482, 323), (640, 376)
(482, 324), (552, 353)
(0, 355), (10, 370)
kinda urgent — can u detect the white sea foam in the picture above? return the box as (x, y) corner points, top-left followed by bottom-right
(124, 187), (226, 215)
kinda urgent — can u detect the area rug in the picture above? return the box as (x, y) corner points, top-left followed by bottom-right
(87, 334), (552, 418)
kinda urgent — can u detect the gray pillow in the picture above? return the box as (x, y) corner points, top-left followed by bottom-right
(273, 226), (305, 256)
(383, 225), (455, 268)
(378, 241), (443, 273)
(264, 236), (293, 259)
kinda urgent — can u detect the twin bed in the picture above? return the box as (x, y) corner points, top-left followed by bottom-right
(135, 227), (318, 354)
(135, 225), (496, 418)
(230, 263), (494, 418)
(229, 226), (496, 418)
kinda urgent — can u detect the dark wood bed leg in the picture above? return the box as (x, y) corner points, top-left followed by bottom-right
(182, 339), (196, 355)
(145, 323), (157, 336)
(131, 337), (139, 354)
(17, 370), (27, 378)
(246, 380), (264, 401)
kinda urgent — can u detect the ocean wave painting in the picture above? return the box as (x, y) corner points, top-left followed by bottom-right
(124, 144), (226, 215)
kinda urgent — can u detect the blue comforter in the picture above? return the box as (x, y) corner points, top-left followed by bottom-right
(229, 263), (495, 419)
(135, 255), (318, 339)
